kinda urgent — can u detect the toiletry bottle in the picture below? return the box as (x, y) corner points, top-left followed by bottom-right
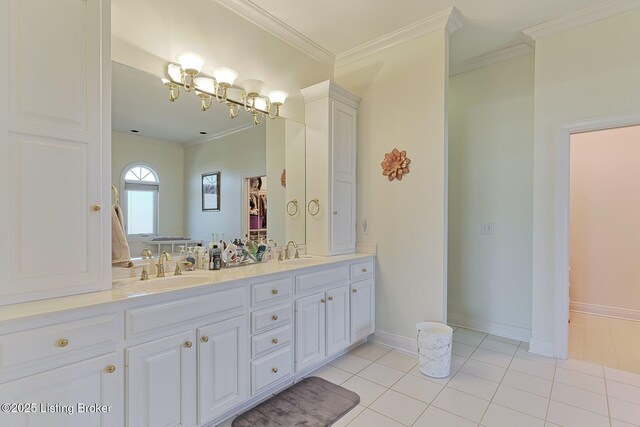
(185, 248), (196, 271)
(213, 248), (222, 270)
(209, 246), (216, 270)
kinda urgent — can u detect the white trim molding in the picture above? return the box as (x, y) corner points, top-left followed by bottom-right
(522, 0), (640, 44)
(112, 131), (180, 148)
(529, 339), (554, 358)
(571, 303), (640, 321)
(450, 43), (533, 76)
(182, 123), (256, 147)
(212, 0), (335, 66)
(370, 330), (418, 356)
(447, 313), (531, 342)
(335, 7), (464, 69)
(300, 80), (361, 108)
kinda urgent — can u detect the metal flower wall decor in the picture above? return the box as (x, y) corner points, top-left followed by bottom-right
(381, 148), (411, 181)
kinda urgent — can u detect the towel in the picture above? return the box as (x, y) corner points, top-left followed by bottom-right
(112, 204), (133, 267)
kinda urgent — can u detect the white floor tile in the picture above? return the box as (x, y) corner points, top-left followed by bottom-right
(409, 365), (456, 385)
(479, 338), (519, 356)
(376, 350), (418, 372)
(332, 404), (366, 427)
(546, 400), (610, 427)
(492, 384), (549, 419)
(556, 358), (604, 378)
(515, 347), (558, 366)
(609, 398), (640, 425)
(448, 371), (500, 400)
(470, 348), (513, 368)
(357, 362), (405, 387)
(461, 358), (507, 383)
(349, 342), (391, 361)
(369, 389), (427, 426)
(605, 366), (640, 387)
(309, 364), (352, 385)
(487, 335), (522, 346)
(501, 370), (552, 398)
(432, 387), (490, 422)
(330, 353), (372, 374)
(481, 403), (545, 427)
(607, 380), (640, 405)
(457, 328), (488, 338)
(413, 405), (477, 427)
(610, 419), (639, 427)
(509, 357), (556, 380)
(341, 375), (387, 406)
(454, 330), (486, 346)
(551, 382), (609, 416)
(553, 367), (606, 394)
(391, 373), (443, 403)
(347, 408), (405, 427)
(453, 341), (478, 358)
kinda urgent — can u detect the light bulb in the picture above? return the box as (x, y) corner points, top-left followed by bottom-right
(253, 97), (268, 111)
(167, 63), (182, 82)
(242, 79), (264, 97)
(268, 90), (288, 105)
(194, 77), (215, 94)
(213, 68), (239, 87)
(177, 52), (204, 75)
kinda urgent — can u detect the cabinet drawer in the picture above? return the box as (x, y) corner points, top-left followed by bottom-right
(251, 277), (292, 306)
(295, 266), (349, 295)
(251, 324), (291, 359)
(350, 260), (374, 281)
(0, 314), (117, 370)
(251, 304), (291, 334)
(126, 287), (245, 338)
(251, 346), (292, 395)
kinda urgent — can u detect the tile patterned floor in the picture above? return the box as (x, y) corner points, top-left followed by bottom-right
(316, 328), (640, 427)
(569, 311), (640, 375)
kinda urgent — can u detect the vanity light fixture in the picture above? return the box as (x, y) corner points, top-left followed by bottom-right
(163, 53), (288, 125)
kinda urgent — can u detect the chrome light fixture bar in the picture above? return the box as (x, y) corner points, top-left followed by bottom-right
(162, 52), (288, 125)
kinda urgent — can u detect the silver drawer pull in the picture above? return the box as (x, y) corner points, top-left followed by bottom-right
(328, 296), (334, 301)
(272, 315), (279, 321)
(272, 367), (279, 373)
(352, 289), (358, 293)
(362, 268), (367, 273)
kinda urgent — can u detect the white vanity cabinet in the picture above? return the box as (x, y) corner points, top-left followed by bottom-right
(0, 0), (111, 305)
(302, 81), (359, 256)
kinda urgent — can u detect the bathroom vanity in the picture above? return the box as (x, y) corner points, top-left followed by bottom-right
(0, 254), (375, 426)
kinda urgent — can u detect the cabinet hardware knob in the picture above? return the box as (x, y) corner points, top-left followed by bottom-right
(328, 296), (334, 301)
(91, 205), (102, 211)
(321, 299), (326, 303)
(362, 268), (367, 273)
(272, 289), (279, 295)
(333, 211), (338, 215)
(272, 367), (278, 373)
(352, 289), (358, 293)
(105, 365), (116, 374)
(184, 341), (193, 348)
(272, 315), (279, 321)
(57, 338), (69, 348)
(201, 336), (209, 343)
(272, 338), (278, 344)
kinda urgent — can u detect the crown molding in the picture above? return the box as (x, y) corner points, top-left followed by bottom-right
(300, 80), (360, 108)
(212, 0), (335, 66)
(182, 123), (256, 147)
(450, 43), (534, 76)
(335, 7), (464, 69)
(522, 0), (640, 45)
(112, 131), (183, 147)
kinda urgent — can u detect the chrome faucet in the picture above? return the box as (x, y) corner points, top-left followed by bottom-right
(156, 251), (172, 278)
(285, 241), (299, 260)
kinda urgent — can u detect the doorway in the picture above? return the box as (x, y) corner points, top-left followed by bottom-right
(245, 176), (268, 242)
(566, 125), (640, 373)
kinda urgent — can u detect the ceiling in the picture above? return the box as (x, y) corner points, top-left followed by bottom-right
(112, 62), (253, 144)
(245, 0), (614, 65)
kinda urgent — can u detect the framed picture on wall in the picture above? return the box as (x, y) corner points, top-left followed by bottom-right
(202, 172), (220, 211)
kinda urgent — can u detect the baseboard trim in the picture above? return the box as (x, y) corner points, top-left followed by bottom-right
(447, 313), (531, 342)
(370, 330), (418, 356)
(529, 338), (554, 357)
(570, 301), (640, 321)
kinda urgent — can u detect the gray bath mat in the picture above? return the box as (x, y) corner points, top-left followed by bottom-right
(232, 376), (360, 427)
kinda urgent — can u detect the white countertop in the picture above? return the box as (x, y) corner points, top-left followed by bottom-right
(0, 253), (374, 323)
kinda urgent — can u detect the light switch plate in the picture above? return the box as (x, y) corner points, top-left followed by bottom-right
(361, 219), (368, 235)
(481, 222), (495, 234)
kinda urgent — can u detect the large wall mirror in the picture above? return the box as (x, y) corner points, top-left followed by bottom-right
(112, 62), (305, 256)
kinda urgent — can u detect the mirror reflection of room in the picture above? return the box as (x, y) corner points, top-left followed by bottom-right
(247, 176), (268, 242)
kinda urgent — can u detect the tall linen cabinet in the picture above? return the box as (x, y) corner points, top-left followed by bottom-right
(0, 0), (112, 304)
(302, 81), (359, 256)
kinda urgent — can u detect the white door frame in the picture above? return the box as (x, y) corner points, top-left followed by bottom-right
(554, 111), (640, 359)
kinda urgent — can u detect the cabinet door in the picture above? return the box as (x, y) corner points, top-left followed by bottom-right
(330, 101), (357, 254)
(295, 292), (326, 372)
(0, 354), (120, 427)
(197, 316), (247, 425)
(326, 285), (349, 355)
(351, 279), (374, 343)
(127, 331), (196, 427)
(0, 0), (110, 304)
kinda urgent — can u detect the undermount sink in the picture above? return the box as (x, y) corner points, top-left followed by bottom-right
(279, 256), (316, 265)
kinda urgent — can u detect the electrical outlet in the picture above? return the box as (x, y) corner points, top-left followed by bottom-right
(361, 218), (368, 235)
(481, 222), (495, 235)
